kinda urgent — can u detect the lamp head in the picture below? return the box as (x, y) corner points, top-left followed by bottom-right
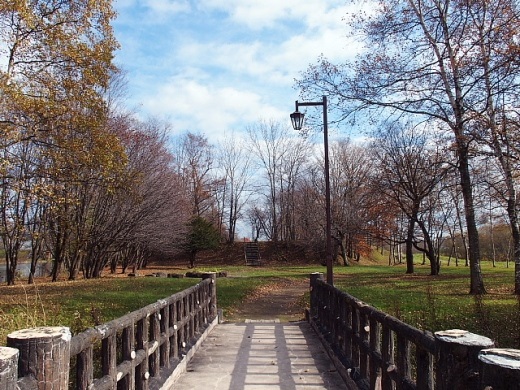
(290, 110), (305, 131)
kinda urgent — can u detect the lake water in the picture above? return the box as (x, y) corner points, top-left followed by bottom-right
(0, 262), (51, 283)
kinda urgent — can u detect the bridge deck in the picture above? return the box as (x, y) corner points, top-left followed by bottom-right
(172, 321), (346, 389)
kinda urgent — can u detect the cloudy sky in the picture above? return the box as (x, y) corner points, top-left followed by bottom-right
(112, 0), (360, 142)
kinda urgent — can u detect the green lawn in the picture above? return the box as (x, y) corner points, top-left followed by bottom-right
(332, 261), (519, 348)
(0, 262), (517, 348)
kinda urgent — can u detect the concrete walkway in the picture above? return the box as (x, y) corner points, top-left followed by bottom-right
(172, 320), (346, 389)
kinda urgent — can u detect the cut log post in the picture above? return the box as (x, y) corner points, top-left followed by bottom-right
(202, 272), (217, 319)
(309, 272), (324, 318)
(435, 329), (494, 390)
(0, 347), (19, 390)
(479, 348), (520, 390)
(7, 327), (71, 390)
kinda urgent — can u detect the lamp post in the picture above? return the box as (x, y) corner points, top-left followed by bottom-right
(290, 95), (333, 285)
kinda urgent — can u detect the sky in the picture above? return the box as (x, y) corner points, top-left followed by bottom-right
(112, 0), (361, 143)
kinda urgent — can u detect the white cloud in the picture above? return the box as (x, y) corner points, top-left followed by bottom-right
(113, 0), (365, 139)
(141, 75), (285, 142)
(198, 0), (347, 31)
(174, 24), (356, 87)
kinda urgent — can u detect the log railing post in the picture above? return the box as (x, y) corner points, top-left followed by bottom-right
(136, 317), (149, 390)
(170, 301), (178, 360)
(149, 312), (160, 378)
(416, 344), (434, 389)
(122, 323), (136, 388)
(369, 318), (381, 388)
(76, 345), (94, 389)
(351, 306), (360, 370)
(435, 329), (494, 390)
(178, 297), (186, 355)
(345, 301), (353, 363)
(102, 333), (117, 388)
(339, 297), (348, 357)
(479, 348), (520, 389)
(188, 293), (195, 340)
(0, 347), (19, 390)
(381, 325), (394, 388)
(160, 305), (170, 368)
(309, 272), (324, 319)
(7, 326), (71, 389)
(332, 289), (340, 345)
(202, 273), (217, 320)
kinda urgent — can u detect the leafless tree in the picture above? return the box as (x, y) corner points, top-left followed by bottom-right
(328, 139), (376, 265)
(372, 124), (449, 275)
(248, 120), (310, 242)
(217, 135), (253, 243)
(174, 132), (216, 220)
(295, 0), (520, 293)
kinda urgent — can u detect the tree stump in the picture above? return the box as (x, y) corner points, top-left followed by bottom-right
(435, 329), (494, 390)
(0, 347), (19, 390)
(7, 327), (71, 390)
(479, 348), (520, 390)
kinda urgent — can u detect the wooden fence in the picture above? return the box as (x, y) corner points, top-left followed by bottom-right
(0, 272), (218, 390)
(308, 272), (520, 390)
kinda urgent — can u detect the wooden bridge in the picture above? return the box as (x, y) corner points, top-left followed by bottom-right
(0, 273), (519, 389)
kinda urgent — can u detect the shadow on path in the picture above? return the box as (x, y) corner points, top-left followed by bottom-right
(173, 321), (345, 390)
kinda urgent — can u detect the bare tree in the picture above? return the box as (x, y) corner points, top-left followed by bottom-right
(248, 120), (310, 242)
(174, 132), (216, 220)
(372, 124), (449, 275)
(295, 0), (520, 293)
(81, 118), (189, 278)
(217, 135), (252, 243)
(328, 139), (376, 265)
(247, 120), (287, 241)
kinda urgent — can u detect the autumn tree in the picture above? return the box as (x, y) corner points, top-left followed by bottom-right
(0, 0), (119, 283)
(0, 139), (34, 285)
(295, 0), (520, 293)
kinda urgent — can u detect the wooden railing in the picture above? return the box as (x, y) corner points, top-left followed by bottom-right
(308, 272), (520, 390)
(1, 273), (218, 390)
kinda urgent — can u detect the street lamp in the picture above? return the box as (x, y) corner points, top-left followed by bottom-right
(290, 95), (333, 285)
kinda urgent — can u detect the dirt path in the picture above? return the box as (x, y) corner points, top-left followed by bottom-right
(225, 278), (309, 323)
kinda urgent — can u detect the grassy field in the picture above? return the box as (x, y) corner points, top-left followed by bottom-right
(332, 261), (519, 348)
(0, 261), (518, 348)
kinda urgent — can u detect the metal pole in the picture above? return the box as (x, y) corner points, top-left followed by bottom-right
(322, 96), (333, 285)
(293, 96), (333, 285)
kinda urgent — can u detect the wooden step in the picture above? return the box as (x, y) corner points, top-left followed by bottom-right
(244, 242), (261, 266)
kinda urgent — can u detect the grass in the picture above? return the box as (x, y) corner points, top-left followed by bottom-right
(333, 260), (519, 348)
(0, 261), (518, 349)
(0, 277), (198, 340)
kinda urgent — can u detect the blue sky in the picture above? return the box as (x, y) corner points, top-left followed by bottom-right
(112, 0), (360, 142)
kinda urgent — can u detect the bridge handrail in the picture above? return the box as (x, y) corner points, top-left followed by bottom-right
(308, 273), (517, 390)
(2, 273), (217, 390)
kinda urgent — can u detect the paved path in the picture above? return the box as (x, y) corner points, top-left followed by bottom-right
(172, 320), (346, 389)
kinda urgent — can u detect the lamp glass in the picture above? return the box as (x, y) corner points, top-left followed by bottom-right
(290, 111), (305, 131)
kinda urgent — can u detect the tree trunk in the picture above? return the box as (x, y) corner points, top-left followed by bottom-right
(505, 198), (520, 294)
(338, 234), (349, 266)
(190, 250), (197, 268)
(5, 254), (16, 286)
(405, 217), (415, 274)
(457, 143), (486, 294)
